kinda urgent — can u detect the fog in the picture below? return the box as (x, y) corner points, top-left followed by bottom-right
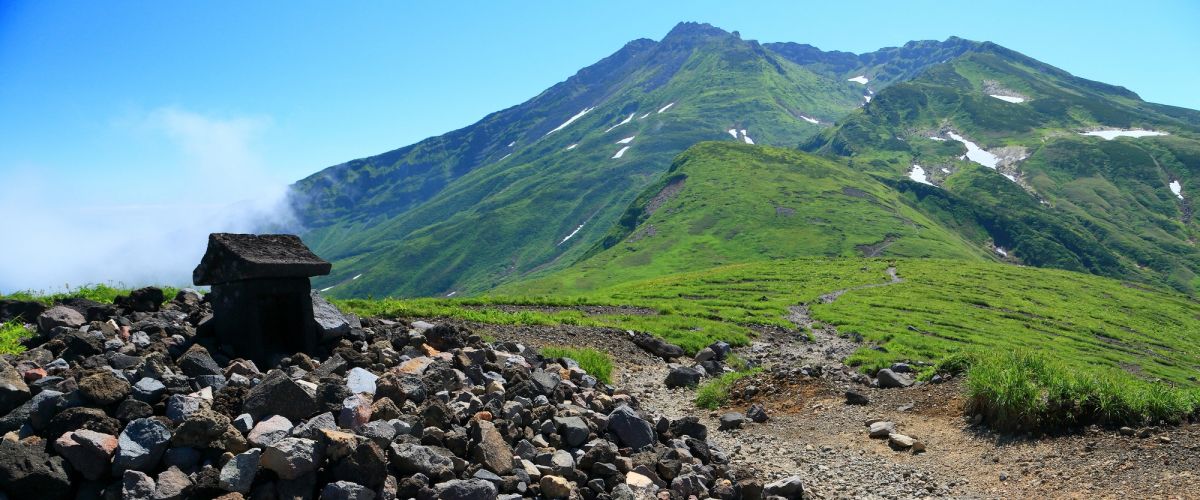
(0, 107), (301, 294)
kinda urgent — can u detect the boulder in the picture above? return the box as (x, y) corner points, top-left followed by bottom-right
(664, 366), (702, 388)
(607, 405), (655, 451)
(115, 287), (164, 313)
(311, 290), (351, 340)
(628, 331), (684, 360)
(718, 412), (747, 431)
(154, 466), (194, 500)
(0, 439), (72, 500)
(37, 305), (85, 333)
(389, 442), (455, 480)
(868, 421), (896, 438)
(122, 470), (156, 499)
(876, 368), (913, 388)
(242, 370), (319, 420)
(345, 367), (378, 395)
(746, 403), (768, 423)
(540, 475), (573, 498)
(764, 475), (804, 499)
(114, 417), (172, 473)
(218, 448), (261, 493)
(845, 390), (871, 405)
(53, 429), (118, 480)
(261, 437), (321, 480)
(247, 415), (293, 448)
(78, 370), (132, 405)
(0, 359), (31, 415)
(470, 419), (513, 474)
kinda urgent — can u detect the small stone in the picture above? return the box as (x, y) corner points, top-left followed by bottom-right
(888, 433), (915, 449)
(1119, 426), (1135, 436)
(540, 475), (572, 498)
(746, 404), (768, 423)
(322, 480), (376, 500)
(338, 394), (372, 430)
(345, 367), (378, 395)
(122, 470), (156, 499)
(664, 367), (702, 388)
(247, 415), (293, 448)
(845, 390), (870, 405)
(154, 466), (194, 500)
(435, 479), (497, 500)
(868, 421), (896, 438)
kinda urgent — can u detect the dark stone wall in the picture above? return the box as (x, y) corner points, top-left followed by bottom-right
(209, 277), (316, 365)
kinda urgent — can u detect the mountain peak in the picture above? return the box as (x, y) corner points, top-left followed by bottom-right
(661, 22), (734, 45)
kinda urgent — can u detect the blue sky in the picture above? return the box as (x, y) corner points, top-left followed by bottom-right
(1, 0), (1197, 291)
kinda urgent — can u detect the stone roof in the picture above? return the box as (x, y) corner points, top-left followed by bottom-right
(193, 233), (331, 285)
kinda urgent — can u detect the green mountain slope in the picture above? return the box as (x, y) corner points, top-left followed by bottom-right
(804, 46), (1200, 291)
(507, 142), (990, 293)
(291, 23), (986, 298)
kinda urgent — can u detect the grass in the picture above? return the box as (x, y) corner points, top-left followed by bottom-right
(1, 283), (182, 306)
(539, 346), (614, 385)
(964, 350), (1200, 431)
(338, 256), (1200, 429)
(0, 320), (33, 354)
(695, 367), (762, 410)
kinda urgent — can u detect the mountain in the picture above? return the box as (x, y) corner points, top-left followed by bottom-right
(290, 22), (1199, 297)
(290, 23), (971, 297)
(802, 43), (1200, 291)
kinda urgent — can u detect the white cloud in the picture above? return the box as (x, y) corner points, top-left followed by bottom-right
(0, 107), (298, 294)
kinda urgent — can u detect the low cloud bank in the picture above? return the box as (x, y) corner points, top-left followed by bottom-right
(0, 107), (301, 294)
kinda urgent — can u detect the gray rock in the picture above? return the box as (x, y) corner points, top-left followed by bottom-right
(628, 331), (685, 360)
(554, 416), (589, 448)
(876, 368), (913, 388)
(389, 442), (455, 480)
(664, 366), (702, 388)
(218, 448), (261, 493)
(435, 478), (497, 500)
(165, 394), (206, 423)
(0, 439), (71, 499)
(28, 389), (63, 430)
(322, 480), (376, 500)
(868, 421), (896, 438)
(122, 470), (156, 499)
(247, 415), (293, 448)
(261, 437), (320, 480)
(153, 466), (193, 500)
(232, 413), (254, 434)
(746, 404), (768, 423)
(292, 411), (337, 439)
(888, 433), (915, 449)
(176, 346), (223, 378)
(37, 306), (85, 333)
(243, 369), (319, 420)
(311, 290), (351, 340)
(764, 475), (804, 499)
(607, 405), (654, 451)
(718, 412), (747, 431)
(114, 417), (172, 473)
(0, 359), (30, 416)
(132, 377), (167, 403)
(845, 390), (871, 405)
(77, 370), (131, 405)
(345, 367), (378, 395)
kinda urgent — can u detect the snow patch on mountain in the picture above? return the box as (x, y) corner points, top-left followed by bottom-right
(908, 165), (934, 186)
(928, 136), (946, 142)
(612, 146), (631, 159)
(864, 95), (872, 103)
(995, 247), (1009, 257)
(639, 112), (651, 119)
(946, 132), (1000, 169)
(727, 129), (738, 139)
(498, 153), (511, 161)
(1170, 180), (1183, 200)
(848, 75), (869, 84)
(658, 102), (675, 113)
(566, 144), (578, 150)
(799, 115), (819, 125)
(616, 136), (635, 144)
(604, 113), (635, 133)
(545, 107), (595, 136)
(507, 141), (516, 147)
(990, 95), (1025, 103)
(558, 222), (586, 245)
(1080, 129), (1169, 140)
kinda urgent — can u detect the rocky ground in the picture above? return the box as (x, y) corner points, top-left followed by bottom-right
(2, 284), (1198, 499)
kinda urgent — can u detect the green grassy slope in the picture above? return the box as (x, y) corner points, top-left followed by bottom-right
(804, 48), (1200, 292)
(504, 142), (990, 293)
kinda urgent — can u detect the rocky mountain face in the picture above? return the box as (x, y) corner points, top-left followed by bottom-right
(290, 22), (1198, 297)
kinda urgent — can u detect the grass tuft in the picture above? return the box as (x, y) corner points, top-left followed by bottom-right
(694, 367), (762, 410)
(0, 320), (33, 354)
(540, 346), (614, 385)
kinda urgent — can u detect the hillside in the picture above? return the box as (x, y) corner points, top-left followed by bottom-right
(290, 23), (981, 298)
(803, 46), (1200, 291)
(507, 142), (990, 293)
